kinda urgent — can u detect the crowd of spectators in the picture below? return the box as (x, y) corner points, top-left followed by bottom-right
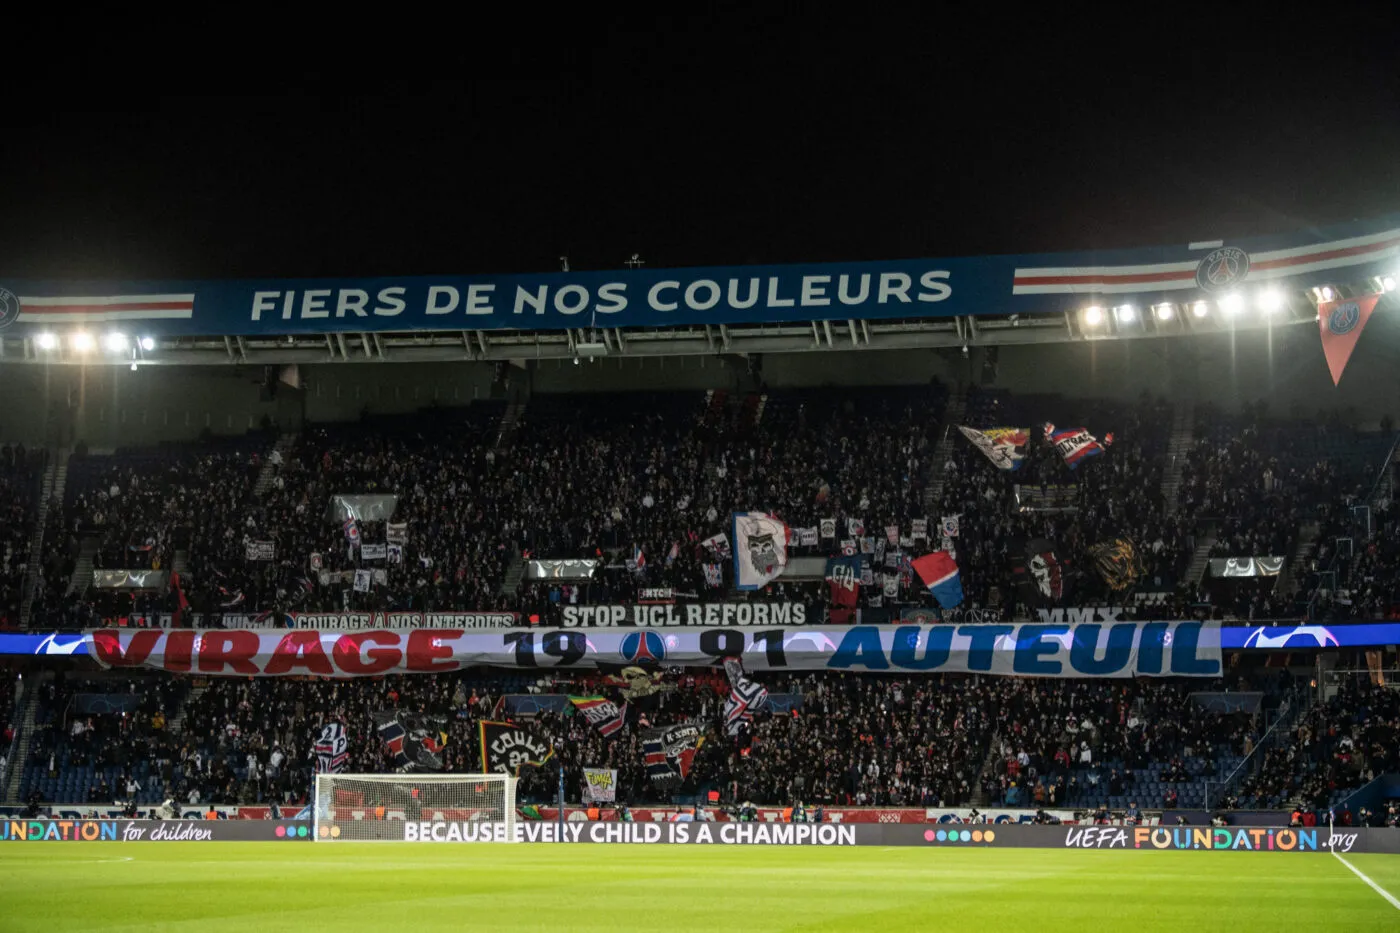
(985, 679), (1253, 811)
(1236, 676), (1398, 810)
(14, 386), (1396, 628)
(20, 664), (1334, 816)
(0, 445), (43, 629)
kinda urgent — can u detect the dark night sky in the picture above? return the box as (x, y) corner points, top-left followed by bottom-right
(2, 19), (1398, 281)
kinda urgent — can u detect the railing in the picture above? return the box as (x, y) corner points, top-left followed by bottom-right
(1205, 682), (1309, 809)
(1306, 430), (1400, 619)
(1, 681), (25, 794)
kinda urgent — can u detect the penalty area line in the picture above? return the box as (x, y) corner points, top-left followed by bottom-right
(1332, 851), (1400, 911)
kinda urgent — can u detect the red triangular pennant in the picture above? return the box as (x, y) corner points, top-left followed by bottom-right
(1319, 294), (1381, 385)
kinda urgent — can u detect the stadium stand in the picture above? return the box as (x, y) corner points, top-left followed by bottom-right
(0, 445), (43, 629)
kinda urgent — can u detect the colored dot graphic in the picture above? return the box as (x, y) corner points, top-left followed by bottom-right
(275, 826), (286, 838)
(926, 826), (997, 844)
(297, 825), (309, 838)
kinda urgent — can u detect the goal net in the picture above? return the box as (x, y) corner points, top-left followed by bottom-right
(313, 773), (517, 842)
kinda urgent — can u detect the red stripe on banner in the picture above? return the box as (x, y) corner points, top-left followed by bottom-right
(1012, 269), (1194, 287)
(1250, 235), (1400, 272)
(22, 301), (193, 314)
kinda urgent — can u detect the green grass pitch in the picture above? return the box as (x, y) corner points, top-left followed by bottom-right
(1, 843), (1397, 931)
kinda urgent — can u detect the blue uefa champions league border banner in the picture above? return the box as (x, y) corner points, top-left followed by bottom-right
(0, 216), (1395, 336)
(1, 622), (1396, 665)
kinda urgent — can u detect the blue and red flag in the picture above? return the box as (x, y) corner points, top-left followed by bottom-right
(1044, 423), (1112, 470)
(911, 551), (964, 609)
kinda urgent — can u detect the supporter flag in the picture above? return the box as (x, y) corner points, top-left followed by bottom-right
(941, 514), (960, 537)
(373, 711), (448, 772)
(825, 555), (862, 608)
(882, 573), (900, 598)
(958, 425), (1030, 471)
(796, 526), (819, 546)
(911, 551), (963, 609)
(312, 722), (349, 774)
(884, 525), (899, 546)
(703, 563), (723, 588)
(642, 722), (704, 785)
(1044, 423), (1111, 470)
(353, 569), (372, 593)
(386, 522), (408, 545)
(701, 533), (731, 560)
(582, 768), (618, 803)
(912, 518), (928, 539)
(732, 512), (789, 590)
(1009, 538), (1071, 606)
(309, 552), (323, 571)
(847, 517), (865, 537)
(722, 658), (769, 736)
(479, 720), (554, 776)
(1319, 294), (1381, 385)
(387, 543), (403, 564)
(569, 696), (628, 737)
(170, 570), (190, 628)
(343, 518), (361, 546)
(1088, 537), (1144, 591)
(819, 518), (836, 539)
(630, 545), (647, 573)
(665, 541), (680, 566)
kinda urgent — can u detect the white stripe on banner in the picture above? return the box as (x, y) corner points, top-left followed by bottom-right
(85, 621), (1223, 679)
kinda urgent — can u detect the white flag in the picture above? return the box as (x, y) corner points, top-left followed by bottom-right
(732, 512), (788, 591)
(353, 569), (372, 593)
(819, 518), (836, 539)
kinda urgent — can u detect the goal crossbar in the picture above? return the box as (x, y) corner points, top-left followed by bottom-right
(313, 773), (518, 842)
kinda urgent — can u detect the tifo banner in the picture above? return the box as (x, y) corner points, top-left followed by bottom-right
(732, 512), (789, 590)
(958, 426), (1030, 471)
(1043, 424), (1110, 469)
(560, 603), (809, 627)
(285, 612), (518, 630)
(86, 621), (1223, 678)
(479, 721), (554, 776)
(1209, 557), (1284, 578)
(92, 570), (168, 590)
(245, 540), (276, 561)
(327, 495), (399, 523)
(312, 722), (349, 774)
(582, 769), (618, 803)
(0, 820), (311, 842)
(360, 543), (388, 561)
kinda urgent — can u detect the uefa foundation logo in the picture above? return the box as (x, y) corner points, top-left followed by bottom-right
(0, 287), (21, 329)
(1195, 247), (1250, 292)
(923, 828), (996, 845)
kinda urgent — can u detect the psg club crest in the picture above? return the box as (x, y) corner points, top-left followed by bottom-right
(1327, 301), (1361, 335)
(620, 630), (666, 665)
(1194, 246), (1250, 292)
(0, 287), (20, 329)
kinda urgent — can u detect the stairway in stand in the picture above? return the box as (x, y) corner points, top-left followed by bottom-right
(923, 387), (968, 515)
(493, 401), (527, 454)
(498, 554), (528, 598)
(2, 673), (47, 803)
(20, 447), (68, 627)
(252, 433), (298, 498)
(1277, 521), (1320, 599)
(66, 536), (102, 596)
(1185, 529), (1218, 588)
(1160, 401), (1195, 515)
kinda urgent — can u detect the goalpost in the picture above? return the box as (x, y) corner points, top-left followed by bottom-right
(313, 773), (518, 842)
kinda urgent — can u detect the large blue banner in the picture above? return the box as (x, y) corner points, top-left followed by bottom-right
(0, 215), (1395, 336)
